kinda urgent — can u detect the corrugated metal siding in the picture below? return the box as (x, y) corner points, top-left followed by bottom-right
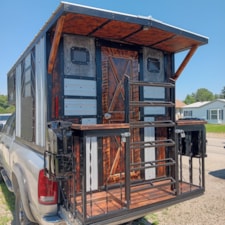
(82, 118), (98, 191)
(35, 36), (46, 146)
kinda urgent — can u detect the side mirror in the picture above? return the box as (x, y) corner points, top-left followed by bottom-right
(0, 123), (3, 132)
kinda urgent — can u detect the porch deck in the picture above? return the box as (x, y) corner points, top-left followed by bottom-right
(74, 180), (200, 219)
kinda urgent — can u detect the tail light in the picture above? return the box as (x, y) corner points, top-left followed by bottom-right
(38, 169), (58, 205)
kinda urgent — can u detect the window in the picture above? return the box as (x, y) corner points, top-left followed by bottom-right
(184, 110), (192, 117)
(8, 71), (16, 104)
(2, 113), (15, 136)
(71, 47), (89, 65)
(21, 48), (36, 142)
(207, 109), (224, 120)
(147, 57), (160, 73)
(210, 110), (217, 120)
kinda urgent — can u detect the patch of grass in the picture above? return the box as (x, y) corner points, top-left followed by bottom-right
(0, 216), (11, 225)
(144, 213), (159, 225)
(0, 182), (15, 211)
(0, 182), (15, 224)
(205, 124), (225, 133)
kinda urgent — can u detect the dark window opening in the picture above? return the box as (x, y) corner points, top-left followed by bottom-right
(71, 47), (90, 65)
(8, 71), (16, 104)
(147, 57), (160, 73)
(184, 110), (192, 117)
(21, 48), (36, 142)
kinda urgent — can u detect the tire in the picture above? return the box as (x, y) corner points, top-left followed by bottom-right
(14, 190), (37, 225)
(0, 170), (3, 183)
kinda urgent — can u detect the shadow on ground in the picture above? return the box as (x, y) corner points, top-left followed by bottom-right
(132, 218), (152, 225)
(122, 218), (152, 225)
(209, 169), (225, 179)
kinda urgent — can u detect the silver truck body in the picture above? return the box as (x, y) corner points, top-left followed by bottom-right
(0, 114), (63, 224)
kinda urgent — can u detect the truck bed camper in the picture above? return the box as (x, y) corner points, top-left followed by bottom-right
(2, 2), (208, 225)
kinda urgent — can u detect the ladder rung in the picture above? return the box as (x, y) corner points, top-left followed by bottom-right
(130, 101), (175, 107)
(130, 81), (175, 88)
(130, 158), (176, 171)
(131, 139), (175, 149)
(130, 120), (175, 128)
(130, 176), (176, 193)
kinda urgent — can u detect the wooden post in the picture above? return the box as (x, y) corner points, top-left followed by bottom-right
(48, 15), (65, 74)
(173, 45), (198, 80)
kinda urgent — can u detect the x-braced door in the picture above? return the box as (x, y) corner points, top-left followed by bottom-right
(101, 46), (141, 185)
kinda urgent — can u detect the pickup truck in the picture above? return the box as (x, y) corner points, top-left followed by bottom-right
(0, 2), (207, 225)
(0, 113), (63, 225)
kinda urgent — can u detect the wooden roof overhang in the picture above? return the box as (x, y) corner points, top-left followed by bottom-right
(38, 3), (209, 80)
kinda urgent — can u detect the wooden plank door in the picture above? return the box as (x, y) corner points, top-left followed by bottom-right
(101, 46), (141, 185)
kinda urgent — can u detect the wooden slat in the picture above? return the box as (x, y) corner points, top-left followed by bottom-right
(71, 123), (130, 130)
(176, 119), (207, 125)
(48, 15), (65, 74)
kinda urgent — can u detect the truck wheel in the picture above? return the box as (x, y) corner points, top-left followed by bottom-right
(0, 168), (3, 183)
(15, 190), (36, 225)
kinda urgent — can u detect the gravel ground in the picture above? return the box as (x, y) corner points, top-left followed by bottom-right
(148, 133), (225, 225)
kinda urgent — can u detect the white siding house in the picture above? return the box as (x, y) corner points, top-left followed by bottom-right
(182, 99), (225, 124)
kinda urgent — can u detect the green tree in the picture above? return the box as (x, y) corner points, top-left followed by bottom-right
(184, 94), (196, 104)
(195, 88), (214, 102)
(0, 95), (15, 113)
(214, 94), (220, 99)
(220, 86), (225, 99)
(184, 88), (215, 104)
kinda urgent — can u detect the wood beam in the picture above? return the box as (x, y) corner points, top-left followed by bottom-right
(173, 45), (198, 80)
(48, 15), (65, 74)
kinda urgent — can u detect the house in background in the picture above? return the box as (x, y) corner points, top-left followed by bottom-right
(175, 99), (186, 120)
(182, 99), (225, 124)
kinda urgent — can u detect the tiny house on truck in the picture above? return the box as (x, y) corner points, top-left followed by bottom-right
(7, 2), (208, 225)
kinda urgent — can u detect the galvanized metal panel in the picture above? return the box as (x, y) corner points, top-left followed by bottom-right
(143, 47), (164, 82)
(142, 47), (165, 115)
(144, 106), (165, 115)
(64, 99), (97, 116)
(25, 53), (31, 69)
(16, 65), (21, 137)
(82, 118), (98, 191)
(35, 36), (47, 147)
(63, 34), (96, 77)
(143, 86), (165, 99)
(64, 79), (96, 97)
(144, 117), (156, 179)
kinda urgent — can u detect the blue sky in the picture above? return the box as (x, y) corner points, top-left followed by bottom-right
(0, 0), (224, 100)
